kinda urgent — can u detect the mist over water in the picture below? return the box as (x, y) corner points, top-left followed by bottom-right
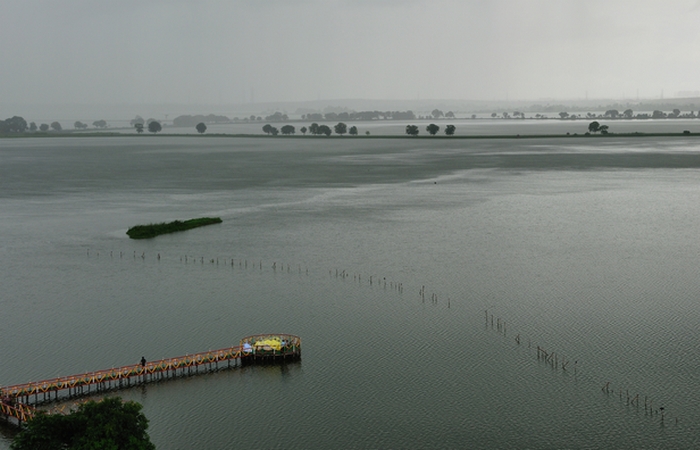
(1, 133), (699, 448)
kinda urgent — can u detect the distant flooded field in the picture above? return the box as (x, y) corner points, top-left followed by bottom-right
(1, 134), (699, 449)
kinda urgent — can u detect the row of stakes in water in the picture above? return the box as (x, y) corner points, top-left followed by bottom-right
(485, 310), (678, 427)
(89, 249), (461, 310)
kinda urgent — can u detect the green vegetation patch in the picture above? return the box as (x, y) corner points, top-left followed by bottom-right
(127, 217), (222, 239)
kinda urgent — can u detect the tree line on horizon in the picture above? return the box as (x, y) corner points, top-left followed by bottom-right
(0, 116), (110, 134)
(491, 108), (700, 120)
(262, 122), (361, 136)
(405, 124), (456, 136)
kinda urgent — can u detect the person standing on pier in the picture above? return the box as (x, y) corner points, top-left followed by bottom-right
(140, 356), (146, 368)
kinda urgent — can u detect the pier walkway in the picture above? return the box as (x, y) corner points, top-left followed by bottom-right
(0, 334), (300, 425)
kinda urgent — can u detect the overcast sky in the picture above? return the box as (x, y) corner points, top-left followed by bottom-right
(2, 0), (699, 108)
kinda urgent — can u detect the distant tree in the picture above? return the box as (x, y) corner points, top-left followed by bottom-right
(502, 112), (510, 119)
(349, 126), (358, 136)
(599, 124), (609, 134)
(309, 123), (320, 135)
(588, 121), (600, 133)
(1, 116), (28, 133)
(405, 125), (419, 136)
(130, 116), (145, 126)
(426, 123), (440, 135)
(281, 124), (295, 135)
(672, 108), (681, 118)
(262, 124), (273, 135)
(264, 112), (288, 122)
(623, 109), (634, 119)
(300, 126), (307, 135)
(11, 397), (154, 450)
(50, 121), (62, 131)
(445, 111), (455, 119)
(471, 114), (476, 119)
(196, 122), (207, 134)
(29, 122), (37, 132)
(491, 113), (497, 118)
(431, 109), (444, 119)
(318, 124), (332, 136)
(74, 121), (88, 129)
(39, 123), (49, 132)
(270, 126), (279, 136)
(334, 122), (347, 136)
(604, 109), (620, 119)
(92, 120), (107, 128)
(135, 123), (144, 134)
(444, 124), (456, 136)
(365, 131), (370, 135)
(389, 110), (416, 120)
(148, 121), (162, 133)
(559, 112), (569, 119)
(652, 110), (665, 119)
(324, 112), (338, 121)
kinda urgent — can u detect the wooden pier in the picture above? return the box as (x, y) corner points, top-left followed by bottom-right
(0, 334), (300, 425)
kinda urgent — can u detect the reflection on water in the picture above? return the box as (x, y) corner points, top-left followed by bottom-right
(1, 135), (699, 448)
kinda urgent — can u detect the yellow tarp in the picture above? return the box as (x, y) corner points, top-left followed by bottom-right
(253, 338), (282, 351)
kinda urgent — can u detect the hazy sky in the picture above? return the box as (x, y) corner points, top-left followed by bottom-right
(2, 0), (699, 107)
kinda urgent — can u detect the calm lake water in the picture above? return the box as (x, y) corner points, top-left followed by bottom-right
(1, 133), (699, 449)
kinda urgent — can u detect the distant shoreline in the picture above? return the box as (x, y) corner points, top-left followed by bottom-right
(1, 131), (697, 140)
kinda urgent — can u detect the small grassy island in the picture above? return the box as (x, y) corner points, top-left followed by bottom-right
(126, 217), (222, 239)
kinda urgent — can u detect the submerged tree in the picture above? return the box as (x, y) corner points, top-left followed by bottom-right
(196, 122), (207, 134)
(349, 126), (358, 136)
(334, 122), (347, 136)
(444, 124), (456, 136)
(300, 126), (307, 135)
(588, 121), (600, 133)
(426, 123), (440, 135)
(318, 124), (332, 136)
(405, 125), (419, 136)
(39, 123), (49, 132)
(281, 124), (295, 135)
(50, 121), (62, 131)
(148, 121), (162, 133)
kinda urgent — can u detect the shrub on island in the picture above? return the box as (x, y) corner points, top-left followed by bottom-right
(127, 217), (222, 239)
